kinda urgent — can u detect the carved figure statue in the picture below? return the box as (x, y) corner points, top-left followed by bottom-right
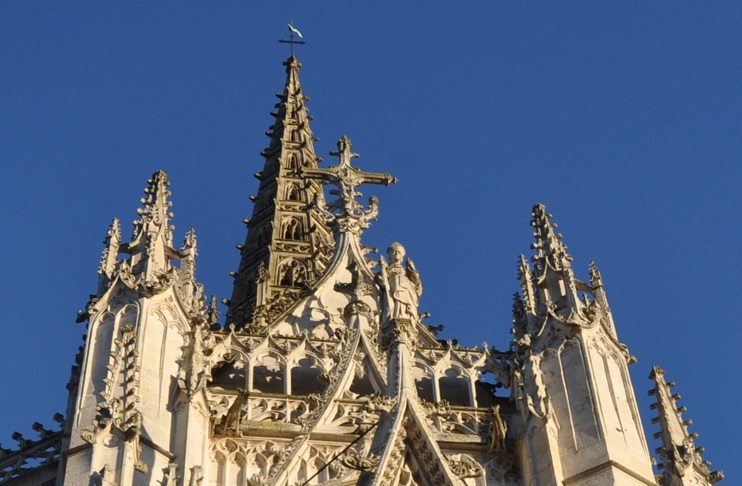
(377, 242), (423, 322)
(488, 404), (508, 453)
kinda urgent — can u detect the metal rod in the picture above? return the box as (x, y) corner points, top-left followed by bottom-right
(299, 422), (378, 486)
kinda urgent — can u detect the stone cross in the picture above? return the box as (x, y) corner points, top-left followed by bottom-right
(301, 136), (397, 234)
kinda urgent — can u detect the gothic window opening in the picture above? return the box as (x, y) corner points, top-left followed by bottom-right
(288, 154), (299, 168)
(413, 365), (435, 403)
(307, 458), (327, 485)
(213, 452), (226, 486)
(282, 218), (302, 240)
(290, 359), (324, 396)
(236, 456), (248, 486)
(211, 358), (248, 390)
(438, 369), (471, 407)
(278, 259), (307, 287)
(252, 355), (285, 394)
(475, 373), (499, 408)
(256, 444), (281, 477)
(286, 184), (300, 201)
(415, 377), (436, 404)
(349, 362), (377, 397)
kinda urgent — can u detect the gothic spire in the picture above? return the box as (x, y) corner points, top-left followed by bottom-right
(118, 170), (177, 285)
(649, 366), (723, 485)
(530, 203), (572, 273)
(227, 56), (333, 330)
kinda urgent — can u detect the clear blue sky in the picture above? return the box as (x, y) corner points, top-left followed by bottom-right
(0, 2), (738, 479)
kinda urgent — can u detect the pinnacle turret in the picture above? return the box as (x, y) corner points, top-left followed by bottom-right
(179, 228), (197, 298)
(227, 56), (333, 330)
(79, 171), (210, 321)
(527, 204), (580, 318)
(649, 366), (723, 485)
(120, 170), (177, 285)
(512, 204), (618, 338)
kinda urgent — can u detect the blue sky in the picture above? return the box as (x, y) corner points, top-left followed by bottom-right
(0, 2), (738, 479)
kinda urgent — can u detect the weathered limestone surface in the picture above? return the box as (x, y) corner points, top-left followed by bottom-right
(0, 54), (723, 486)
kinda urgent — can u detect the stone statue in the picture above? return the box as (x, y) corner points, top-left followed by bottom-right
(488, 404), (507, 453)
(378, 242), (423, 322)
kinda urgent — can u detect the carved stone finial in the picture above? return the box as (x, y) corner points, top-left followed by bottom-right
(207, 294), (219, 327)
(530, 203), (572, 272)
(111, 171), (183, 295)
(300, 136), (397, 235)
(335, 260), (374, 321)
(138, 171), (174, 233)
(97, 218), (121, 295)
(179, 228), (198, 306)
(517, 254), (535, 315)
(589, 260), (603, 287)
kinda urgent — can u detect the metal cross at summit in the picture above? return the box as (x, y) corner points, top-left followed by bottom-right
(278, 22), (305, 57)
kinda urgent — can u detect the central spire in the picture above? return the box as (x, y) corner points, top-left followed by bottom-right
(226, 56), (334, 330)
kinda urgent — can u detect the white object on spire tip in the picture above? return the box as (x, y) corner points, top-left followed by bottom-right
(288, 23), (303, 38)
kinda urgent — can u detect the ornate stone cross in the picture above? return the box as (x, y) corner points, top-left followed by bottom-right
(301, 136), (397, 234)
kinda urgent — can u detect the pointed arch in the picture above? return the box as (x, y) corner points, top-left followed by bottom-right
(282, 218), (303, 240)
(252, 353), (285, 394)
(278, 259), (307, 287)
(286, 183), (301, 201)
(438, 368), (471, 407)
(212, 451), (227, 486)
(413, 362), (436, 403)
(290, 358), (324, 396)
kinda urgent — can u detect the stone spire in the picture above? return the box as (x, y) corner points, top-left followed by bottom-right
(530, 203), (572, 272)
(227, 56), (333, 329)
(649, 366), (723, 485)
(119, 170), (176, 287)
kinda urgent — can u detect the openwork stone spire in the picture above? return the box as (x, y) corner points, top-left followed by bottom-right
(227, 56), (333, 329)
(649, 366), (723, 485)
